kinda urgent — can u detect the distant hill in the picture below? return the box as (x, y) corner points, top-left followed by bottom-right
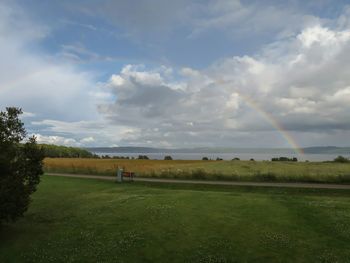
(86, 147), (168, 153)
(303, 146), (350, 154)
(86, 146), (350, 154)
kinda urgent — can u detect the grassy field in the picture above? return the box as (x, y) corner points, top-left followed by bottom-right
(1, 175), (350, 262)
(44, 158), (350, 183)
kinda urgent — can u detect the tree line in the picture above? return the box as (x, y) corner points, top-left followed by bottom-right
(39, 144), (95, 158)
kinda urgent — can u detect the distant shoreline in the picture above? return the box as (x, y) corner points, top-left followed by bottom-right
(89, 152), (348, 162)
(86, 146), (350, 155)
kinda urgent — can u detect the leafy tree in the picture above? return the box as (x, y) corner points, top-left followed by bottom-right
(0, 107), (43, 224)
(138, 155), (149, 160)
(164, 155), (173, 160)
(40, 144), (94, 158)
(333, 156), (349, 163)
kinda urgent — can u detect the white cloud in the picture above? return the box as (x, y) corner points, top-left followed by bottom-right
(71, 0), (322, 45)
(0, 1), (100, 121)
(98, 16), (350, 147)
(189, 0), (320, 39)
(2, 1), (350, 148)
(80, 136), (95, 144)
(298, 25), (350, 48)
(22, 111), (36, 118)
(35, 134), (79, 146)
(0, 1), (49, 44)
(30, 118), (141, 147)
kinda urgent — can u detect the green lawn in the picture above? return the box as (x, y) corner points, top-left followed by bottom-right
(1, 175), (350, 262)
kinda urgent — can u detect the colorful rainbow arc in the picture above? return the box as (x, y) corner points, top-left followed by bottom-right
(216, 80), (304, 155)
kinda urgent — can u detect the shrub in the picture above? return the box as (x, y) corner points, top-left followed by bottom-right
(191, 169), (207, 179)
(138, 155), (149, 160)
(164, 155), (173, 160)
(253, 172), (277, 182)
(112, 156), (130, 159)
(271, 157), (298, 162)
(333, 156), (349, 163)
(202, 157), (209, 161)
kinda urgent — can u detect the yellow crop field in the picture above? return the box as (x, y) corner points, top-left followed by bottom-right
(44, 158), (350, 183)
(44, 158), (204, 175)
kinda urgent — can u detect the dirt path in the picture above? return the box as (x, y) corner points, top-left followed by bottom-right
(46, 173), (350, 190)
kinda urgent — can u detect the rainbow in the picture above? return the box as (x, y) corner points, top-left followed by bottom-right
(217, 80), (304, 155)
(239, 93), (304, 155)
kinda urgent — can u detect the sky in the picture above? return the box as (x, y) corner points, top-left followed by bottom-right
(1, 0), (350, 149)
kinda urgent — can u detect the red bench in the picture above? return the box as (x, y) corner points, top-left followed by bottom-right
(122, 171), (135, 180)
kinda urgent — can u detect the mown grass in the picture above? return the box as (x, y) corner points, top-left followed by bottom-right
(44, 158), (350, 184)
(1, 175), (350, 262)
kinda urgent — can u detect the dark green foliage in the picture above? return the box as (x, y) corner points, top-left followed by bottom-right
(111, 155), (129, 159)
(333, 156), (349, 163)
(164, 155), (172, 160)
(99, 155), (131, 159)
(271, 157), (298, 162)
(232, 157), (240, 161)
(191, 169), (207, 179)
(0, 107), (43, 224)
(138, 155), (149, 160)
(253, 172), (277, 181)
(202, 157), (209, 160)
(40, 144), (94, 158)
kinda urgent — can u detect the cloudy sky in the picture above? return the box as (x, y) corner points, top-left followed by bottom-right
(1, 0), (350, 148)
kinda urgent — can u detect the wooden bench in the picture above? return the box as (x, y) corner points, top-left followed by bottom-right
(116, 168), (135, 182)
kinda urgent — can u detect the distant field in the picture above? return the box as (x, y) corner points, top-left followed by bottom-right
(1, 175), (350, 262)
(44, 158), (350, 183)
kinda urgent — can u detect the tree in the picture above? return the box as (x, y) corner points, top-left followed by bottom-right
(0, 107), (44, 224)
(164, 155), (173, 160)
(333, 156), (349, 163)
(39, 144), (94, 158)
(138, 155), (149, 160)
